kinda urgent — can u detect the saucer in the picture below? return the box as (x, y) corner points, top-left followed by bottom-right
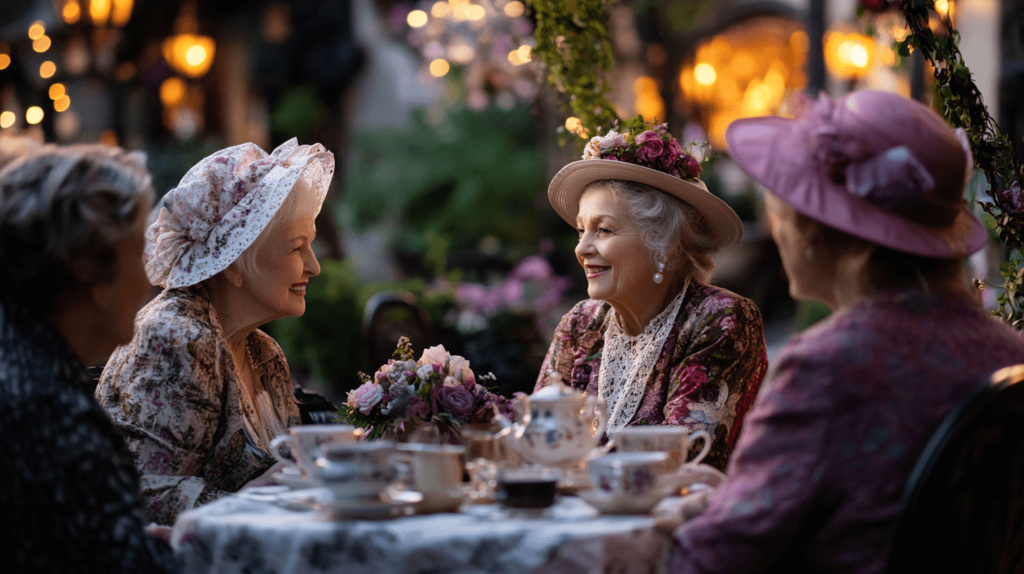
(577, 489), (663, 515)
(273, 472), (322, 491)
(325, 489), (424, 520)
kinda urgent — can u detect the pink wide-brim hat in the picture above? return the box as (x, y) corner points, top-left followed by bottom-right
(726, 90), (986, 259)
(548, 161), (744, 249)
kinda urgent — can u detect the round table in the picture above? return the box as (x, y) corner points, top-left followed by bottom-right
(171, 491), (671, 574)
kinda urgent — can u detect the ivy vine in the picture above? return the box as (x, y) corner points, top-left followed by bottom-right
(897, 0), (1024, 327)
(527, 0), (619, 137)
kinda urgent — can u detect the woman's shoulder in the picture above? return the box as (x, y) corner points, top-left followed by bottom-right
(135, 287), (215, 339)
(559, 299), (611, 331)
(685, 284), (763, 326)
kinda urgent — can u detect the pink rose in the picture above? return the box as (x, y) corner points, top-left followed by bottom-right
(350, 382), (383, 414)
(665, 140), (683, 165)
(635, 130), (661, 145)
(419, 345), (450, 367)
(677, 365), (709, 395)
(636, 132), (665, 165)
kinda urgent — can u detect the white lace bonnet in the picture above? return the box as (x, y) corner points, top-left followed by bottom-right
(144, 138), (334, 288)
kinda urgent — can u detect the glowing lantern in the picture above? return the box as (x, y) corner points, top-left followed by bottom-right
(162, 1), (216, 78)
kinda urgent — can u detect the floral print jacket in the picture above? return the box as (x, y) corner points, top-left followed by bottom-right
(673, 290), (1024, 574)
(535, 283), (768, 470)
(96, 285), (301, 525)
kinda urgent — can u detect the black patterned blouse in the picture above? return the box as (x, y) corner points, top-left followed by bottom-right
(0, 301), (178, 574)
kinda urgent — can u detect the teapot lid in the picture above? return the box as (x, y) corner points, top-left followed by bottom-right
(530, 370), (584, 402)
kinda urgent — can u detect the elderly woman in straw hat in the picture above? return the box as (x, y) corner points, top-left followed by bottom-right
(97, 139), (333, 525)
(536, 123), (769, 470)
(668, 92), (1024, 573)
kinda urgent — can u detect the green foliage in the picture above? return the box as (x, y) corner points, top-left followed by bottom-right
(270, 84), (324, 139)
(527, 0), (619, 138)
(342, 105), (546, 255)
(266, 259), (368, 390)
(898, 1), (1024, 328)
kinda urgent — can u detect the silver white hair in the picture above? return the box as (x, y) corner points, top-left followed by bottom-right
(0, 144), (154, 312)
(598, 179), (718, 284)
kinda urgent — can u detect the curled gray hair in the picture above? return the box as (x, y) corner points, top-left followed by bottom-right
(0, 144), (154, 313)
(231, 178), (318, 282)
(599, 179), (718, 284)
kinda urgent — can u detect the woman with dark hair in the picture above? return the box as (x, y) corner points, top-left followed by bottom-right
(0, 145), (176, 573)
(669, 91), (1024, 573)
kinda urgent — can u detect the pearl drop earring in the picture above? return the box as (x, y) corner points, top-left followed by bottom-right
(653, 261), (665, 284)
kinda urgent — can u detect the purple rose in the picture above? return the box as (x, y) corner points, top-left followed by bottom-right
(681, 155), (702, 179)
(665, 140), (683, 165)
(635, 130), (661, 145)
(999, 181), (1024, 216)
(407, 396), (430, 421)
(636, 136), (665, 165)
(432, 383), (475, 419)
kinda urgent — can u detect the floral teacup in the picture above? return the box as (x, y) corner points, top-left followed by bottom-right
(588, 452), (669, 499)
(270, 424), (358, 478)
(614, 426), (711, 472)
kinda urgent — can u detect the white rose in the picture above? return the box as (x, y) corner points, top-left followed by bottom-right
(582, 138), (602, 160)
(416, 364), (436, 382)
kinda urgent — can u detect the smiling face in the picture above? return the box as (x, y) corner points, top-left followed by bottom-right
(239, 213), (321, 319)
(574, 184), (660, 306)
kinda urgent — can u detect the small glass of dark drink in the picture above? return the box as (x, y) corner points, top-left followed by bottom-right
(496, 467), (561, 511)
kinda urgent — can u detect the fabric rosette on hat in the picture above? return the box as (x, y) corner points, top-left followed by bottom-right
(548, 119), (743, 249)
(144, 138), (334, 288)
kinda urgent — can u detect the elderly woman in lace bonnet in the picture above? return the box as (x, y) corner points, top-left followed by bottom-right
(96, 139), (333, 525)
(536, 125), (768, 470)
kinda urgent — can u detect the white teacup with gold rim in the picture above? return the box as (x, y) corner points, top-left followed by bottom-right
(614, 426), (711, 472)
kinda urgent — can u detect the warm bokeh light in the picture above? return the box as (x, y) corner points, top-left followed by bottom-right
(449, 44), (475, 64)
(407, 10), (429, 28)
(824, 31), (874, 79)
(63, 1), (82, 24)
(99, 129), (118, 146)
(508, 45), (532, 66)
(163, 34), (216, 78)
(28, 22), (45, 40)
(90, 0), (112, 25)
(564, 117), (582, 132)
(54, 95), (71, 113)
(431, 2), (451, 18)
(694, 63), (717, 86)
(679, 17), (808, 149)
(160, 77), (187, 107)
(429, 58), (450, 77)
(40, 61), (57, 79)
(935, 0), (950, 16)
(33, 35), (51, 53)
(504, 1), (525, 18)
(465, 4), (485, 20)
(0, 54), (10, 70)
(0, 112), (15, 129)
(634, 76), (665, 122)
(26, 107), (44, 125)
(112, 0), (134, 27)
(115, 62), (136, 81)
(49, 83), (66, 100)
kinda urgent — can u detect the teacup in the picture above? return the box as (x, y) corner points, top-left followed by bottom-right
(496, 466), (561, 510)
(270, 424), (358, 478)
(587, 452), (669, 499)
(397, 443), (465, 513)
(614, 426), (712, 471)
(316, 440), (399, 500)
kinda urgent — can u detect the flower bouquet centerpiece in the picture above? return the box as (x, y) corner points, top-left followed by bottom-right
(337, 337), (514, 441)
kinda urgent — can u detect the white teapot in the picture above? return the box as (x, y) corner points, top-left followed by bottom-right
(493, 371), (608, 470)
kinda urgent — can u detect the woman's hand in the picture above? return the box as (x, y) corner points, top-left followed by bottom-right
(653, 490), (713, 534)
(240, 461), (288, 490)
(145, 523), (174, 542)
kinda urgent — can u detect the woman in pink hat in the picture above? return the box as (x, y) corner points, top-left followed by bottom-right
(96, 139), (333, 525)
(537, 124), (769, 470)
(669, 91), (1024, 573)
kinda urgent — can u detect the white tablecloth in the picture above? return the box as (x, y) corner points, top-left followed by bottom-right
(171, 493), (670, 574)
